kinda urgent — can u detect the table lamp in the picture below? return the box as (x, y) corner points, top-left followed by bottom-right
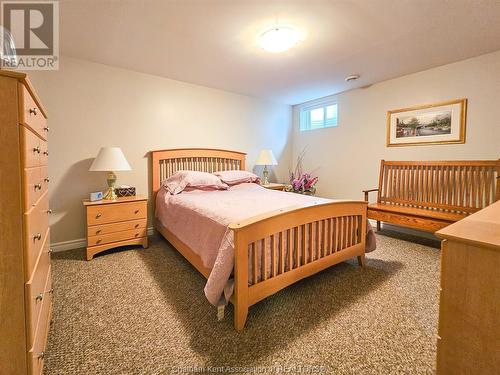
(89, 147), (132, 200)
(255, 149), (278, 185)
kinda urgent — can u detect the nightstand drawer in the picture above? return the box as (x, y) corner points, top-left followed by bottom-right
(87, 201), (147, 225)
(87, 228), (147, 247)
(88, 219), (147, 237)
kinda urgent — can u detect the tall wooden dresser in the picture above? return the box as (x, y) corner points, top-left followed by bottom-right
(435, 200), (500, 375)
(0, 70), (52, 374)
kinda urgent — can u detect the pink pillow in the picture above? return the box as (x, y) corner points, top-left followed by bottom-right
(214, 170), (261, 186)
(162, 171), (229, 194)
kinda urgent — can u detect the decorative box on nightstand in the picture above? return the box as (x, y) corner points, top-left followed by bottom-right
(261, 183), (287, 191)
(83, 196), (148, 260)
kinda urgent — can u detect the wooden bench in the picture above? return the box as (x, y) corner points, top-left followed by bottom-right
(363, 160), (500, 232)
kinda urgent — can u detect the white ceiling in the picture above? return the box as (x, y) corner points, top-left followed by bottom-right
(60, 0), (500, 105)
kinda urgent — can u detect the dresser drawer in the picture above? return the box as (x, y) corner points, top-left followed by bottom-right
(87, 201), (147, 225)
(21, 126), (41, 168)
(40, 165), (49, 195)
(25, 242), (51, 349)
(24, 195), (50, 279)
(23, 167), (42, 211)
(19, 85), (48, 140)
(27, 267), (52, 375)
(88, 219), (147, 237)
(87, 228), (147, 247)
(40, 140), (49, 166)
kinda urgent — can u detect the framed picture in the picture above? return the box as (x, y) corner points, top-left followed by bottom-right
(386, 98), (467, 147)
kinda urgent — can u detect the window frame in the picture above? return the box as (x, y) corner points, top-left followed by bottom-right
(299, 99), (339, 132)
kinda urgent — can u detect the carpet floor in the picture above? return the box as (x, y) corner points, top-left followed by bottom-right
(44, 231), (440, 374)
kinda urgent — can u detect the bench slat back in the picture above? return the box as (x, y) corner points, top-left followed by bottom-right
(378, 160), (500, 214)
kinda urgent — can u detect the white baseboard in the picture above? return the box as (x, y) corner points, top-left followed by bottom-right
(51, 227), (155, 252)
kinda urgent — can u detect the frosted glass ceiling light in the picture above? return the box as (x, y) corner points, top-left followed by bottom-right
(259, 26), (300, 53)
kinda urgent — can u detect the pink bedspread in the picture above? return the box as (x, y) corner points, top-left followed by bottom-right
(155, 183), (375, 306)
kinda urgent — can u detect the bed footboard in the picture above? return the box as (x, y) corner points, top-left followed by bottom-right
(229, 200), (367, 331)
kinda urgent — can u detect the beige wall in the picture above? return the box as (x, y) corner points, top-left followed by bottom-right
(28, 57), (292, 244)
(292, 50), (500, 202)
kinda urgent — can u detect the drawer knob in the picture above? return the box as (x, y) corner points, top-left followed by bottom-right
(96, 239), (102, 244)
(35, 293), (43, 301)
(134, 210), (139, 214)
(135, 224), (139, 228)
(44, 177), (50, 183)
(47, 209), (52, 214)
(48, 248), (53, 254)
(33, 146), (41, 154)
(135, 233), (139, 237)
(43, 150), (49, 156)
(96, 229), (102, 234)
(96, 213), (102, 218)
(29, 107), (38, 116)
(43, 126), (50, 132)
(34, 183), (42, 191)
(33, 233), (42, 241)
(37, 351), (45, 360)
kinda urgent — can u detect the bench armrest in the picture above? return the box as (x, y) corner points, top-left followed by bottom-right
(362, 188), (379, 201)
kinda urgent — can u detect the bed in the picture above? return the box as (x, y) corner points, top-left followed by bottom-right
(151, 148), (370, 331)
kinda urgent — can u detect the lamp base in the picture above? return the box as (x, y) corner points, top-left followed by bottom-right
(103, 171), (117, 200)
(262, 165), (269, 185)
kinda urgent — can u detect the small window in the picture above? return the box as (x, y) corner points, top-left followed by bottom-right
(299, 101), (338, 131)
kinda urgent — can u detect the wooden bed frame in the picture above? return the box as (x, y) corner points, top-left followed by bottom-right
(151, 148), (367, 331)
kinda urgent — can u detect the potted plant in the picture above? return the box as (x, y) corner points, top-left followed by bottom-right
(286, 150), (318, 195)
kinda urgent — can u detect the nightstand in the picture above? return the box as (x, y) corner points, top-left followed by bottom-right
(83, 196), (148, 260)
(261, 183), (287, 191)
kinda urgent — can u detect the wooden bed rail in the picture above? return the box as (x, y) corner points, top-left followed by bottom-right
(231, 201), (367, 331)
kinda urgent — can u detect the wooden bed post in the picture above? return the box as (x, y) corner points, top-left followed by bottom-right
(233, 230), (249, 331)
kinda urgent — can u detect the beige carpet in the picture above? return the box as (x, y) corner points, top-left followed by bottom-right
(44, 231), (440, 374)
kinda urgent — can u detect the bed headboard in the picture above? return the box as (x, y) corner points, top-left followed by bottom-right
(151, 148), (246, 195)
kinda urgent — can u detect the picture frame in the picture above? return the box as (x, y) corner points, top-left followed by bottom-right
(386, 98), (467, 147)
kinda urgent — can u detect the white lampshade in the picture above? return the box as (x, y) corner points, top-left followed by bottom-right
(89, 147), (132, 171)
(255, 149), (278, 166)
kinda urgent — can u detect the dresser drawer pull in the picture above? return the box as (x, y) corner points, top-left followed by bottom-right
(43, 126), (50, 132)
(47, 209), (52, 214)
(33, 146), (41, 154)
(44, 177), (50, 183)
(48, 248), (53, 254)
(96, 239), (102, 244)
(29, 107), (38, 116)
(135, 233), (139, 237)
(96, 213), (102, 218)
(35, 293), (43, 301)
(135, 224), (140, 228)
(43, 150), (49, 156)
(95, 229), (102, 234)
(34, 183), (42, 191)
(33, 233), (42, 241)
(37, 352), (45, 360)
(134, 210), (139, 214)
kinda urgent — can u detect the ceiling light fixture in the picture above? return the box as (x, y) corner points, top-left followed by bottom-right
(345, 74), (360, 82)
(259, 26), (300, 53)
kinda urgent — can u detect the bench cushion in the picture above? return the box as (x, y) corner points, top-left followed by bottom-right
(368, 203), (467, 222)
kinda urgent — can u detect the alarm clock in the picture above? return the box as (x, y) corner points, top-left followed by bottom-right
(90, 191), (103, 202)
